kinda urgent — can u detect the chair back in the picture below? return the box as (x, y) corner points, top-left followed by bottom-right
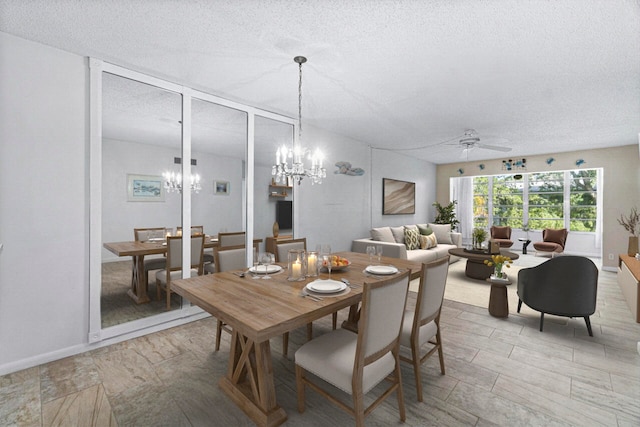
(274, 238), (307, 262)
(490, 226), (511, 240)
(218, 231), (246, 247)
(134, 227), (167, 242)
(213, 245), (248, 272)
(176, 225), (204, 236)
(517, 255), (598, 316)
(415, 257), (449, 327)
(166, 235), (205, 272)
(358, 270), (410, 362)
(542, 228), (568, 249)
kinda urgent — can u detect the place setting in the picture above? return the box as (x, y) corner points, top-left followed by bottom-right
(364, 244), (399, 278)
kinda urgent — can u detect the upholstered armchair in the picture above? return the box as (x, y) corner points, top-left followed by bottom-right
(533, 228), (568, 256)
(517, 256), (598, 336)
(490, 226), (514, 248)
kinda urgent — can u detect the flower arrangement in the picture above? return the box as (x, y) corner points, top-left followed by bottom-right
(618, 207), (639, 237)
(472, 228), (487, 249)
(484, 254), (513, 279)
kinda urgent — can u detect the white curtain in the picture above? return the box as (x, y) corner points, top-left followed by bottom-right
(450, 176), (474, 244)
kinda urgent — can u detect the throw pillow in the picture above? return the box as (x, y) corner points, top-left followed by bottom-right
(404, 228), (420, 250)
(420, 233), (438, 249)
(428, 223), (453, 245)
(492, 226), (510, 239)
(417, 224), (433, 236)
(370, 227), (395, 243)
(544, 228), (567, 246)
(390, 226), (405, 243)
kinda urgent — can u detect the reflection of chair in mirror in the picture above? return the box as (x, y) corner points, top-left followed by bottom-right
(517, 255), (598, 336)
(490, 226), (514, 248)
(399, 257), (449, 402)
(133, 227), (167, 289)
(177, 225), (214, 265)
(218, 231), (245, 247)
(533, 228), (568, 257)
(155, 235), (204, 310)
(295, 271), (410, 426)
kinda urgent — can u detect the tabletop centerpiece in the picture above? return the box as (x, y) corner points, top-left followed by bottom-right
(472, 227), (488, 251)
(484, 254), (513, 279)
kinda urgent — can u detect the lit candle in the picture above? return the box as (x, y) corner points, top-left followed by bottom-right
(307, 253), (317, 271)
(292, 259), (302, 278)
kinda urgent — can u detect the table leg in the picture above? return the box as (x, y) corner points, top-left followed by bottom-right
(340, 303), (361, 333)
(522, 239), (531, 255)
(127, 255), (151, 304)
(219, 330), (287, 427)
(488, 284), (509, 317)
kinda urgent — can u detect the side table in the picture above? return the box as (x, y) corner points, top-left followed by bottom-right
(518, 238), (531, 255)
(487, 276), (512, 318)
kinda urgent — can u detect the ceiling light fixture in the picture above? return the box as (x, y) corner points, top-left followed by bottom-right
(272, 56), (326, 185)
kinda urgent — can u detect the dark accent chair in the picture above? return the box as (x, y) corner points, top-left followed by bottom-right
(517, 256), (598, 336)
(533, 228), (568, 256)
(490, 226), (514, 248)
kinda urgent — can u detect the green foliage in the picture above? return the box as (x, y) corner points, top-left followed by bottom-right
(433, 200), (459, 231)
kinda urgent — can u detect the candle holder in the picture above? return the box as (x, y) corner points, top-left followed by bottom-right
(306, 251), (318, 277)
(287, 249), (307, 281)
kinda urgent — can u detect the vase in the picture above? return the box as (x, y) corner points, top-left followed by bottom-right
(493, 265), (505, 279)
(629, 236), (639, 256)
(272, 221), (279, 237)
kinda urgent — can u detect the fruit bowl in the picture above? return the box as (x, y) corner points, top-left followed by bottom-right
(320, 255), (351, 272)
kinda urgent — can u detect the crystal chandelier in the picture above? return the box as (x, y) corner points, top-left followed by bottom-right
(272, 56), (326, 185)
(162, 171), (201, 194)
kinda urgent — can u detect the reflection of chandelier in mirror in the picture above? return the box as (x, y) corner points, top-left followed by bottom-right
(272, 56), (326, 185)
(163, 157), (202, 193)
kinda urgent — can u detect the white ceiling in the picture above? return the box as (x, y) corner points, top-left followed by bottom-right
(1, 0), (639, 164)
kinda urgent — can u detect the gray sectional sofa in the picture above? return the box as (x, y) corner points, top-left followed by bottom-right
(352, 223), (461, 264)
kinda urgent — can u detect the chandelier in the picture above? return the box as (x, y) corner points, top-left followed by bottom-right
(163, 171), (201, 194)
(272, 56), (326, 185)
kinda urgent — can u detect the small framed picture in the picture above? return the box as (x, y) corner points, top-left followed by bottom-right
(214, 180), (230, 195)
(127, 174), (165, 202)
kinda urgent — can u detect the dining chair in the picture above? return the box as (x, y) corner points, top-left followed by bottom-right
(218, 231), (246, 247)
(133, 227), (167, 288)
(177, 225), (214, 264)
(155, 235), (204, 310)
(295, 270), (410, 427)
(274, 238), (307, 262)
(399, 256), (449, 402)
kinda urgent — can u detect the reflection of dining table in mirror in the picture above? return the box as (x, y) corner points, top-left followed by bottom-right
(103, 236), (262, 304)
(171, 251), (422, 426)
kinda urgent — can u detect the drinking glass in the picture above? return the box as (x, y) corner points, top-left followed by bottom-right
(322, 254), (333, 279)
(366, 245), (376, 265)
(261, 252), (275, 279)
(376, 244), (383, 264)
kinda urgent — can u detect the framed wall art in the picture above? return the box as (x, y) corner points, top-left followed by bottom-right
(127, 174), (165, 202)
(382, 178), (415, 215)
(214, 180), (230, 195)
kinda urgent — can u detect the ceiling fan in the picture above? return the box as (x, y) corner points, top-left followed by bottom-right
(448, 129), (512, 154)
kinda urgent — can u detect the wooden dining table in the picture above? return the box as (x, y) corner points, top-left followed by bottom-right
(171, 251), (422, 427)
(103, 236), (262, 304)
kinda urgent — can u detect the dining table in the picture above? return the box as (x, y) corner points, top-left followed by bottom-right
(103, 236), (262, 304)
(171, 251), (423, 427)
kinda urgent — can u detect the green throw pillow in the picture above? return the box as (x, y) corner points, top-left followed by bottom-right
(417, 224), (433, 236)
(404, 228), (420, 250)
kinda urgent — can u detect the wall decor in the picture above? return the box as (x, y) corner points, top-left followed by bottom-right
(213, 180), (230, 195)
(502, 158), (526, 171)
(546, 157), (555, 165)
(576, 159), (586, 166)
(478, 164), (485, 170)
(382, 178), (415, 215)
(127, 174), (165, 202)
(334, 161), (365, 176)
(457, 168), (464, 175)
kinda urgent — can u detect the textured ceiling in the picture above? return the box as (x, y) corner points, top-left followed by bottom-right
(1, 0), (639, 164)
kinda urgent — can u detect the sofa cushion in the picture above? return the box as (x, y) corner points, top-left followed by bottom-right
(428, 223), (452, 245)
(404, 227), (420, 250)
(420, 233), (438, 249)
(416, 224), (433, 236)
(370, 227), (395, 243)
(544, 228), (567, 246)
(391, 226), (405, 244)
(492, 226), (511, 239)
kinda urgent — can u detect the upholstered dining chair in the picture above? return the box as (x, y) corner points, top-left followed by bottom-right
(295, 270), (410, 427)
(176, 225), (214, 265)
(517, 255), (598, 336)
(218, 231), (246, 247)
(490, 226), (514, 248)
(133, 227), (167, 288)
(533, 228), (568, 256)
(155, 235), (204, 310)
(399, 256), (449, 402)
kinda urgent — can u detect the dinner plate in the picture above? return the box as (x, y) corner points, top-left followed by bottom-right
(306, 279), (347, 294)
(365, 265), (398, 275)
(249, 265), (282, 274)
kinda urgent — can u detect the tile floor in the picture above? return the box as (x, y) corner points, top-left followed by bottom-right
(2, 258), (640, 426)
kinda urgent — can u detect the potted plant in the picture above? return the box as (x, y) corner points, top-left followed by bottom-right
(472, 227), (488, 250)
(618, 207), (639, 256)
(433, 200), (459, 231)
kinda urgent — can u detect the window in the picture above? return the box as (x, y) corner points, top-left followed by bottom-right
(492, 175), (524, 227)
(528, 171), (564, 229)
(569, 170), (597, 232)
(473, 176), (489, 229)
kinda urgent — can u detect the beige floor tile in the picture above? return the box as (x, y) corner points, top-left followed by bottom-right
(0, 376), (40, 427)
(42, 383), (117, 427)
(40, 355), (102, 403)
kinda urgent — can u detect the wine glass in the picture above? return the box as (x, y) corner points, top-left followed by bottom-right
(366, 245), (376, 265)
(376, 244), (383, 264)
(261, 252), (275, 279)
(322, 254), (333, 279)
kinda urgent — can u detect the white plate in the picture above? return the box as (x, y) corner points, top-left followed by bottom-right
(306, 279), (347, 294)
(365, 265), (398, 275)
(249, 265), (282, 274)
(148, 237), (165, 242)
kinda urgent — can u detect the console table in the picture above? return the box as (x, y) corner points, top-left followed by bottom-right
(618, 255), (640, 323)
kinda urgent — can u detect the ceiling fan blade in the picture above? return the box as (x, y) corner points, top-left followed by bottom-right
(477, 143), (512, 152)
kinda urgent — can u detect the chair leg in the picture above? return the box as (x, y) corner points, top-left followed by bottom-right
(215, 320), (223, 351)
(436, 327), (445, 375)
(539, 312), (545, 331)
(295, 365), (306, 413)
(306, 322), (313, 341)
(332, 312), (337, 330)
(156, 279), (161, 301)
(411, 341), (423, 402)
(166, 282), (171, 311)
(395, 355), (406, 422)
(584, 316), (593, 337)
(282, 332), (289, 357)
(353, 384), (365, 427)
(517, 299), (522, 313)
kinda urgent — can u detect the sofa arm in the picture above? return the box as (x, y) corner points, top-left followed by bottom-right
(450, 232), (462, 247)
(351, 238), (408, 259)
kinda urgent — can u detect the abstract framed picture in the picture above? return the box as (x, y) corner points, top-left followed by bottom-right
(214, 180), (230, 195)
(382, 178), (415, 215)
(127, 174), (165, 202)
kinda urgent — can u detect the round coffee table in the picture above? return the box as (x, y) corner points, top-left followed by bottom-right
(448, 247), (519, 280)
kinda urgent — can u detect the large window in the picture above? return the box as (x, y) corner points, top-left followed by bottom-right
(472, 168), (599, 232)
